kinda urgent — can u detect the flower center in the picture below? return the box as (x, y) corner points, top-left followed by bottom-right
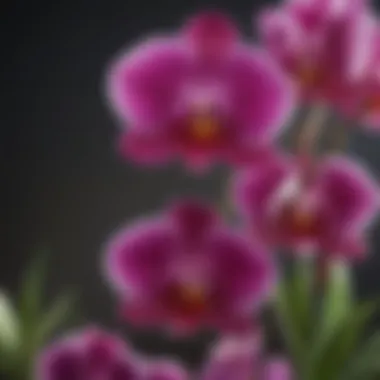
(164, 282), (207, 316)
(277, 202), (320, 238)
(189, 113), (219, 141)
(295, 62), (324, 88)
(291, 208), (316, 233)
(179, 284), (205, 304)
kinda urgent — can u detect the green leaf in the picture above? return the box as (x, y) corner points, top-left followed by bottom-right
(0, 292), (20, 376)
(291, 257), (314, 342)
(312, 300), (377, 380)
(308, 260), (353, 378)
(317, 261), (353, 349)
(342, 327), (380, 379)
(36, 292), (77, 346)
(0, 290), (20, 354)
(18, 249), (49, 339)
(275, 258), (314, 378)
(276, 277), (304, 357)
(0, 251), (81, 380)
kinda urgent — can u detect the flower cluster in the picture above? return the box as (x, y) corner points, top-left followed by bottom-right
(36, 1), (380, 380)
(38, 328), (291, 380)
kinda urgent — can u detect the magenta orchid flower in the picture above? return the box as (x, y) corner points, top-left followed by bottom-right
(257, 0), (377, 110)
(199, 333), (292, 380)
(104, 200), (274, 334)
(343, 29), (380, 129)
(106, 11), (294, 171)
(233, 154), (380, 259)
(37, 327), (188, 380)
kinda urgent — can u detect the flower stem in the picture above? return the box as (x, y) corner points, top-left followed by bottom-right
(218, 173), (234, 221)
(327, 117), (351, 154)
(297, 104), (329, 157)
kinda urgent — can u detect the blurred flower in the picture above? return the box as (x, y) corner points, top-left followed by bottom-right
(37, 327), (187, 380)
(257, 0), (377, 110)
(342, 29), (380, 129)
(106, 11), (294, 171)
(233, 154), (380, 258)
(104, 200), (274, 335)
(0, 290), (20, 354)
(199, 333), (292, 380)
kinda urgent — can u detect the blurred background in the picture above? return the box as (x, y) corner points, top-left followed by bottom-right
(2, 0), (380, 368)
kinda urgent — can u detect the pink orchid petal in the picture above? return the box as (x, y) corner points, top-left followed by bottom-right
(320, 155), (380, 231)
(264, 359), (293, 380)
(206, 229), (274, 313)
(117, 131), (174, 165)
(105, 200), (274, 334)
(168, 200), (219, 246)
(232, 156), (293, 223)
(225, 46), (295, 143)
(183, 11), (239, 60)
(105, 218), (177, 295)
(107, 37), (190, 127)
(146, 360), (189, 380)
(200, 334), (259, 380)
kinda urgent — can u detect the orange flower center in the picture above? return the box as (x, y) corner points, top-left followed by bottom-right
(277, 202), (320, 237)
(164, 282), (207, 316)
(291, 208), (316, 233)
(189, 114), (219, 141)
(179, 284), (205, 304)
(295, 62), (324, 89)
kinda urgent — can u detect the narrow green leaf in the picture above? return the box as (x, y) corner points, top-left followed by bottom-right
(37, 292), (76, 346)
(0, 290), (20, 354)
(309, 260), (353, 376)
(342, 323), (380, 379)
(18, 250), (49, 338)
(275, 271), (310, 378)
(291, 257), (314, 342)
(312, 300), (377, 380)
(317, 261), (353, 348)
(0, 339), (18, 375)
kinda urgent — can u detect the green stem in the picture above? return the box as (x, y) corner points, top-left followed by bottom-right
(218, 173), (234, 220)
(296, 103), (330, 157)
(327, 117), (351, 154)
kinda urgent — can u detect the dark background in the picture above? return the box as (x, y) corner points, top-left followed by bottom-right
(2, 0), (380, 368)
